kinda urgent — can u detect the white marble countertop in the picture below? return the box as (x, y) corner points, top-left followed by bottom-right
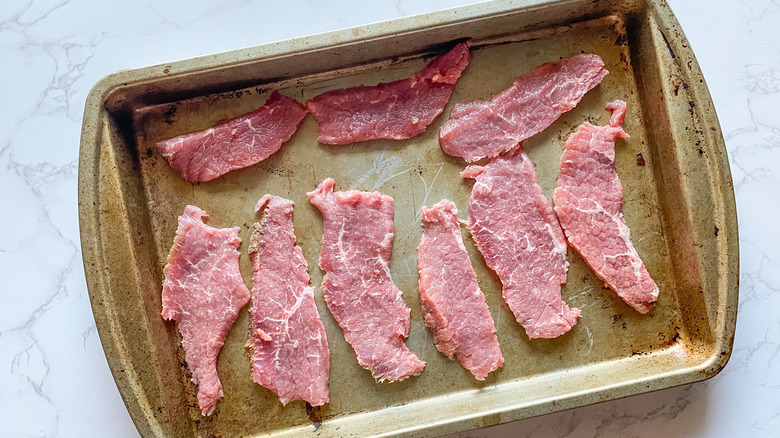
(1, 0), (777, 436)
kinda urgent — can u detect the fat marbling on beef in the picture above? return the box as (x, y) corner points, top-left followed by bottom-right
(157, 91), (308, 182)
(307, 42), (473, 144)
(161, 205), (251, 416)
(440, 54), (608, 162)
(247, 195), (330, 406)
(553, 100), (659, 313)
(308, 178), (425, 381)
(418, 199), (503, 380)
(462, 147), (581, 339)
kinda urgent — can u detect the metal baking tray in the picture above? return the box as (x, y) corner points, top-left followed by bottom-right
(78, 0), (738, 436)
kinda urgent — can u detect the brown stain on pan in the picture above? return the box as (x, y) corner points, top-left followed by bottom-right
(305, 404), (323, 430)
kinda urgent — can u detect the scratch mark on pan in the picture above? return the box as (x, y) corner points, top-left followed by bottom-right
(634, 231), (662, 246)
(496, 298), (502, 327)
(351, 151), (408, 190)
(413, 163), (444, 224)
(569, 284), (593, 306)
(381, 168), (413, 188)
(583, 327), (594, 357)
(404, 259), (413, 277)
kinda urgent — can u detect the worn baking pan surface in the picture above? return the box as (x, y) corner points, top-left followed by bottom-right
(78, 0), (737, 436)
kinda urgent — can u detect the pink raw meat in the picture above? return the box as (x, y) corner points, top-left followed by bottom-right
(553, 100), (658, 313)
(418, 199), (503, 380)
(440, 54), (609, 162)
(462, 147), (580, 339)
(306, 42), (473, 144)
(161, 205), (251, 416)
(247, 195), (330, 406)
(157, 91), (308, 182)
(308, 178), (425, 381)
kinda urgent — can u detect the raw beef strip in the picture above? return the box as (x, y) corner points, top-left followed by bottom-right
(161, 205), (251, 416)
(306, 42), (473, 144)
(247, 195), (330, 406)
(418, 199), (503, 380)
(553, 100), (658, 313)
(462, 147), (580, 339)
(157, 91), (308, 182)
(308, 178), (425, 381)
(440, 54), (609, 162)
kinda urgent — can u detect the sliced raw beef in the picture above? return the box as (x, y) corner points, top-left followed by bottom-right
(440, 54), (609, 162)
(157, 91), (308, 182)
(553, 100), (658, 313)
(462, 147), (580, 339)
(418, 199), (503, 380)
(306, 42), (473, 144)
(247, 195), (330, 406)
(308, 178), (425, 381)
(161, 205), (251, 416)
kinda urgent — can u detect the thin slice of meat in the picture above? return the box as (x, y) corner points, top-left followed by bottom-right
(418, 199), (503, 380)
(157, 91), (308, 182)
(306, 42), (473, 145)
(440, 54), (609, 162)
(308, 178), (425, 381)
(247, 195), (330, 406)
(161, 205), (251, 416)
(462, 147), (580, 339)
(553, 100), (658, 313)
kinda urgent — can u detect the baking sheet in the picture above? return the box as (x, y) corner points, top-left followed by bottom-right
(78, 1), (738, 437)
